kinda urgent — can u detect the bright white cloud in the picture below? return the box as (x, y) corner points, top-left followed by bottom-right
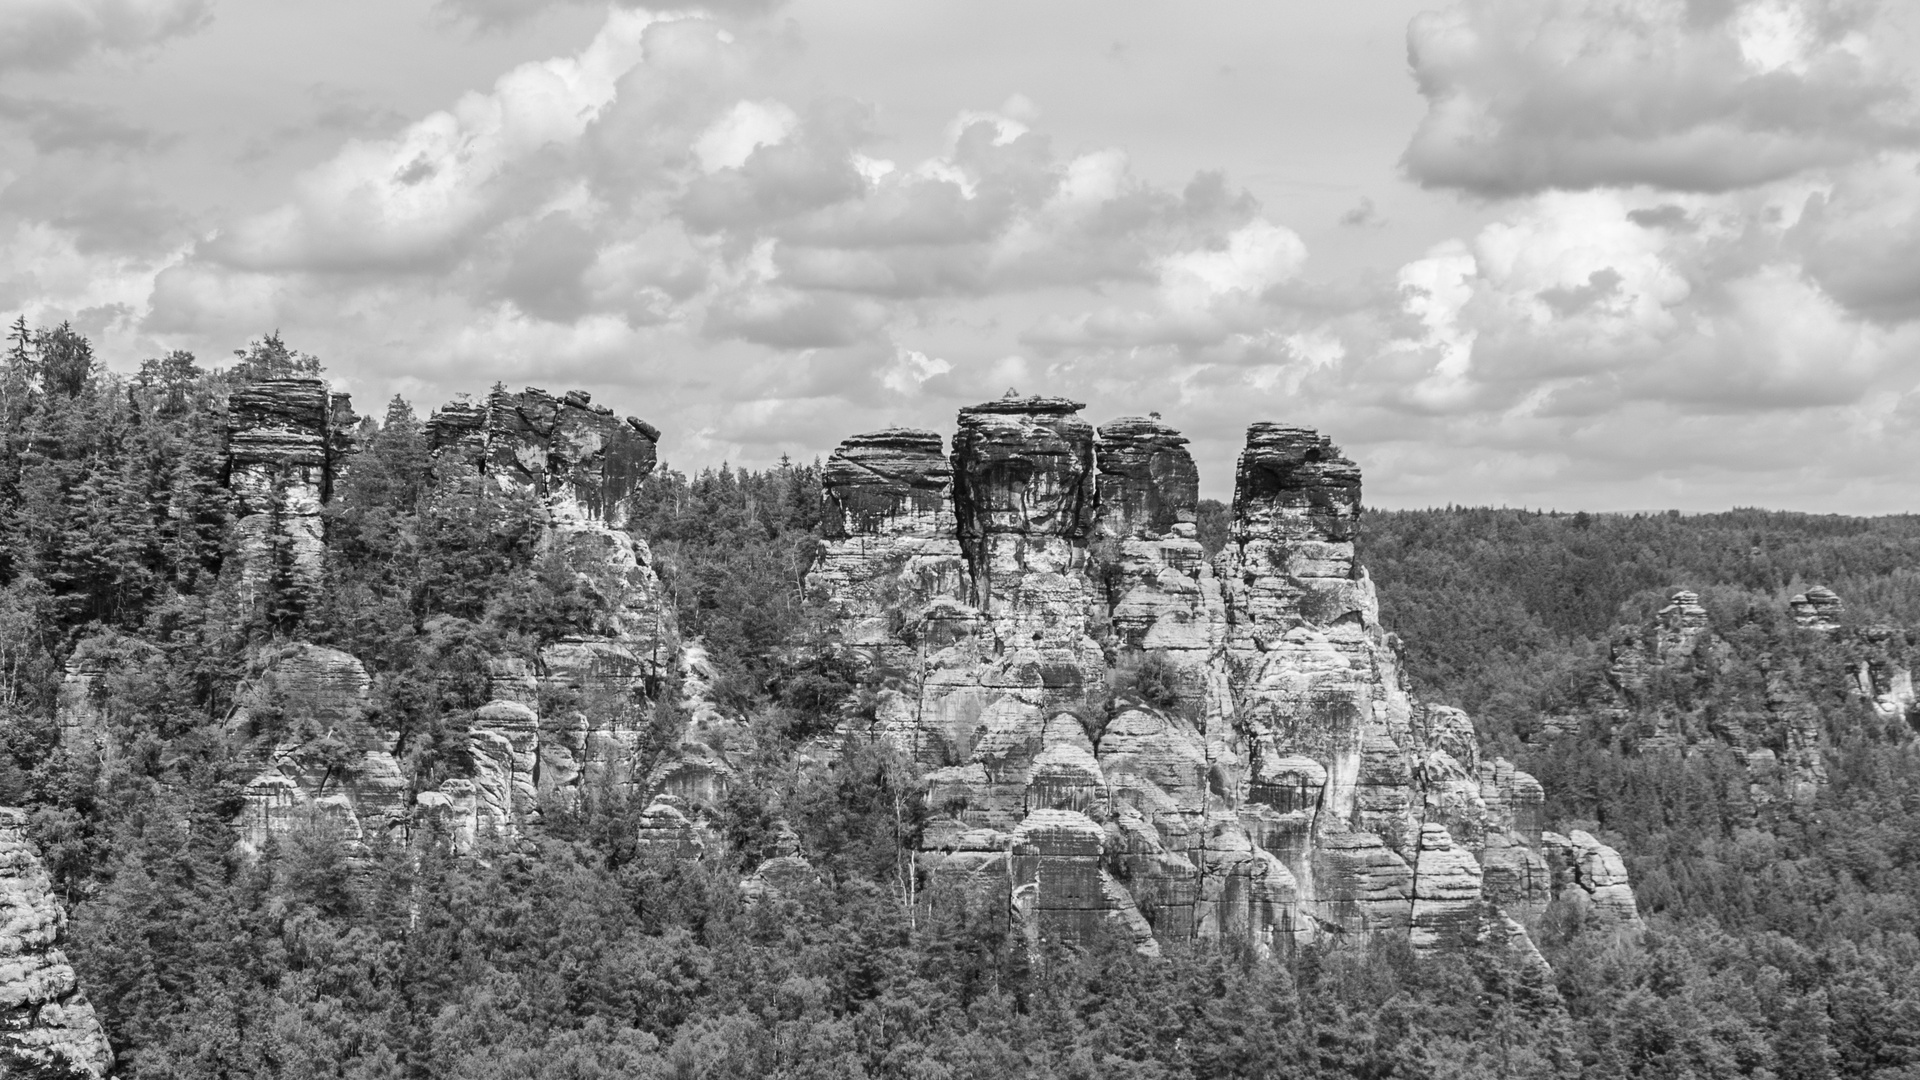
(880, 347), (952, 395)
(1395, 240), (1479, 381)
(206, 9), (658, 272)
(693, 99), (798, 172)
(1158, 220), (1306, 312)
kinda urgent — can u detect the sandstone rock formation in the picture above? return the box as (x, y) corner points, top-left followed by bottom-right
(0, 809), (114, 1079)
(426, 387), (677, 819)
(1790, 586), (1844, 632)
(231, 643), (405, 855)
(1547, 584), (1919, 800)
(1544, 830), (1641, 928)
(810, 397), (1631, 957)
(195, 385), (681, 852)
(226, 377), (357, 599)
(424, 385), (659, 530)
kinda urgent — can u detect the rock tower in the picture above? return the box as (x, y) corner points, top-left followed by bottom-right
(210, 384), (676, 852)
(809, 395), (1640, 957)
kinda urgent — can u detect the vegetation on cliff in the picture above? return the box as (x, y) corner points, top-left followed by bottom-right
(3, 323), (1920, 1077)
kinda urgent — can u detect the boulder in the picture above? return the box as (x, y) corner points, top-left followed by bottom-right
(1544, 830), (1643, 930)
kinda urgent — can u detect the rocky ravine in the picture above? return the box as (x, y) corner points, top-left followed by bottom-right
(810, 394), (1640, 958)
(1, 809), (114, 1079)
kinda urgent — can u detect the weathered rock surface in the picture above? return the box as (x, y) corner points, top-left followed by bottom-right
(1544, 830), (1642, 929)
(808, 401), (1625, 960)
(810, 428), (970, 696)
(1094, 415), (1199, 540)
(203, 384), (682, 853)
(230, 643), (410, 855)
(1790, 586), (1844, 632)
(1550, 585), (1918, 800)
(0, 809), (114, 1079)
(226, 377), (357, 598)
(426, 386), (658, 530)
(741, 855), (823, 904)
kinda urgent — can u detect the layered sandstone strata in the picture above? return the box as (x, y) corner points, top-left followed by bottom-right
(810, 398), (1625, 958)
(809, 428), (968, 685)
(0, 809), (114, 1079)
(1790, 586), (1844, 632)
(226, 377), (357, 598)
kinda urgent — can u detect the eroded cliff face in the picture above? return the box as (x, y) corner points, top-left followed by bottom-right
(173, 384), (676, 852)
(426, 387), (678, 828)
(811, 396), (1638, 958)
(1, 809), (114, 1079)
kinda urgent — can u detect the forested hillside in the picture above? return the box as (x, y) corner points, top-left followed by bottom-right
(3, 320), (1919, 1078)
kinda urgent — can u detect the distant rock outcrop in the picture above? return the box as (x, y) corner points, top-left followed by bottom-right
(1789, 586), (1844, 632)
(1555, 584), (1917, 800)
(0, 809), (114, 1079)
(809, 396), (1632, 958)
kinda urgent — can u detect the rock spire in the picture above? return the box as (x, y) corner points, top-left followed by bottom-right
(806, 405), (1639, 960)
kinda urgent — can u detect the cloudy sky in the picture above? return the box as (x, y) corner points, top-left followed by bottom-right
(4, 0), (1919, 509)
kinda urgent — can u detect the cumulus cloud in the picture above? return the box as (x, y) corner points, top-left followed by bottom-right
(0, 0), (211, 71)
(4, 1), (1909, 513)
(1353, 188), (1916, 421)
(166, 5), (1291, 388)
(1403, 0), (1920, 195)
(204, 9), (659, 273)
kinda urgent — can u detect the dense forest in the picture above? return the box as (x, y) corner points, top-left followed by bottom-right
(4, 320), (1920, 1078)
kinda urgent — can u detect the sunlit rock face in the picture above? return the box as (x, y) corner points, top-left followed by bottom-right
(815, 402), (1633, 960)
(0, 809), (115, 1079)
(1790, 586), (1844, 632)
(226, 377), (358, 598)
(810, 428), (970, 710)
